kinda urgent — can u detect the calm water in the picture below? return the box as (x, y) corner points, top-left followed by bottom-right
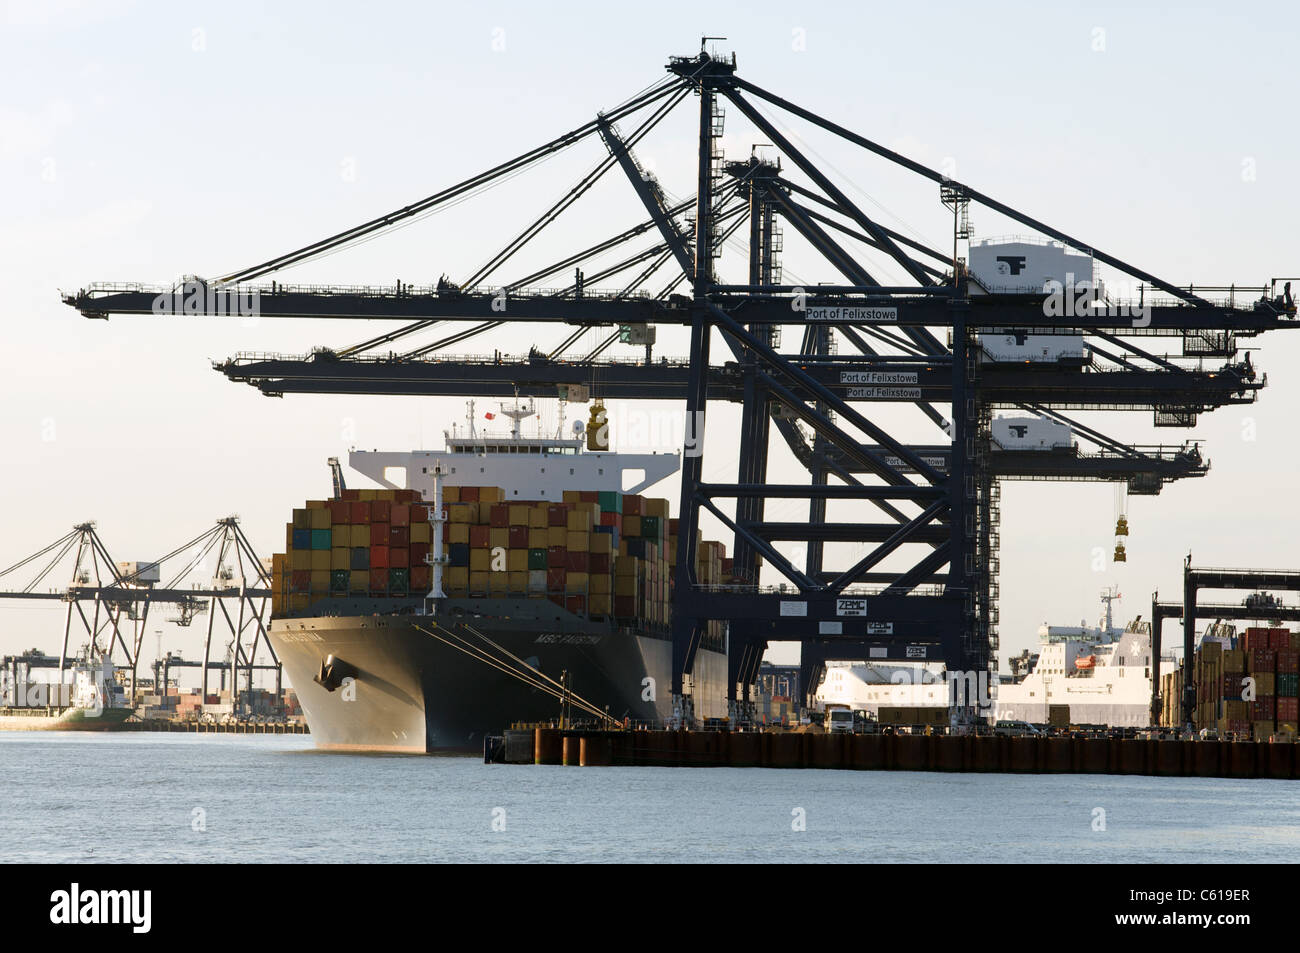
(1, 732), (1297, 863)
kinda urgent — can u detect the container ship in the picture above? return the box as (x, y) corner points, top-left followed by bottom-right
(266, 402), (735, 753)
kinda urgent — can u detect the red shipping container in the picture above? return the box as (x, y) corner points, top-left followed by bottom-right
(389, 525), (410, 547)
(669, 518), (679, 534)
(350, 501), (371, 523)
(1222, 674), (1243, 699)
(490, 504), (509, 528)
(1279, 697), (1299, 722)
(370, 522), (390, 545)
(410, 566), (431, 590)
(410, 543), (430, 566)
(547, 593), (565, 609)
(391, 504), (411, 527)
(290, 570), (310, 593)
(470, 525), (491, 548)
(622, 495), (643, 516)
(341, 488), (361, 501)
(371, 544), (390, 569)
(1271, 629), (1291, 650)
(546, 568), (566, 591)
(369, 568), (389, 592)
(508, 526), (528, 548)
(565, 595), (586, 616)
(412, 505), (429, 522)
(328, 500), (351, 525)
(461, 486), (480, 503)
(390, 547), (409, 568)
(1278, 650), (1299, 674)
(599, 511), (622, 530)
(614, 595), (637, 618)
(547, 546), (567, 568)
(1251, 698), (1277, 720)
(1251, 649), (1276, 672)
(579, 491), (598, 504)
(589, 552), (611, 573)
(565, 551), (589, 573)
(371, 500), (391, 522)
(547, 504), (569, 527)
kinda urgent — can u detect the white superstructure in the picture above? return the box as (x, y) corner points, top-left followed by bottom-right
(993, 588), (1179, 727)
(348, 400), (680, 501)
(814, 660), (950, 713)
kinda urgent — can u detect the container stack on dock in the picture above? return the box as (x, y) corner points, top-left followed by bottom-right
(272, 486), (732, 634)
(1160, 626), (1299, 740)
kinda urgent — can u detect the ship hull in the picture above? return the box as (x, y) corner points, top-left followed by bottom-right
(268, 598), (730, 753)
(0, 707), (134, 732)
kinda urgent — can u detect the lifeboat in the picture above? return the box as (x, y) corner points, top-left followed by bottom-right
(1074, 654), (1096, 670)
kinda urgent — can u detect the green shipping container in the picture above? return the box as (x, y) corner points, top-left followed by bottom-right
(389, 568), (410, 594)
(597, 490), (622, 513)
(640, 515), (661, 540)
(528, 549), (549, 570)
(310, 528), (332, 550)
(330, 570), (349, 592)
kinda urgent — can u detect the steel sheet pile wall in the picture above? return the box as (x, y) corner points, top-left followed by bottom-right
(1160, 626), (1299, 740)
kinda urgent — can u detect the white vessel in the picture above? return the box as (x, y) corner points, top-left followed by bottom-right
(814, 660), (950, 713)
(993, 587), (1178, 727)
(0, 652), (133, 731)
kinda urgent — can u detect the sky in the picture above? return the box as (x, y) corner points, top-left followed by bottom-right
(1, 0), (1297, 686)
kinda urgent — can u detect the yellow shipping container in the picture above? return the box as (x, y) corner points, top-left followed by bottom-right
(489, 527), (510, 549)
(644, 498), (669, 519)
(447, 567), (469, 587)
(624, 515), (642, 537)
(285, 523), (295, 549)
(590, 574), (611, 595)
(529, 505), (548, 529)
(590, 532), (612, 555)
(410, 521), (431, 544)
(507, 549), (528, 572)
(616, 575), (638, 596)
(360, 489), (377, 501)
(562, 490), (582, 503)
(349, 525), (370, 547)
(310, 570), (330, 593)
(293, 508), (312, 529)
(566, 572), (589, 594)
(508, 571), (528, 593)
(567, 531), (590, 552)
(449, 503), (473, 524)
(547, 526), (567, 547)
(567, 509), (591, 533)
(311, 550), (331, 572)
(331, 548), (350, 571)
(448, 523), (470, 545)
(615, 557), (636, 576)
(310, 507), (331, 529)
(508, 504), (530, 526)
(350, 570), (369, 592)
(289, 593), (310, 611)
(480, 487), (504, 504)
(589, 594), (611, 616)
(470, 549), (491, 572)
(272, 552), (287, 575)
(443, 486), (460, 503)
(291, 549), (312, 571)
(469, 571), (490, 594)
(528, 527), (549, 549)
(1255, 672), (1276, 695)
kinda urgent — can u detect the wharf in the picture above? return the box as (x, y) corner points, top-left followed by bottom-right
(491, 727), (1300, 779)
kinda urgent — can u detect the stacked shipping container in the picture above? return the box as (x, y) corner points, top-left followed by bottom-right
(272, 486), (733, 635)
(1159, 626), (1299, 740)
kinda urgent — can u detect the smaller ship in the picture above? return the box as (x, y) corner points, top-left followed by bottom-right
(0, 650), (134, 731)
